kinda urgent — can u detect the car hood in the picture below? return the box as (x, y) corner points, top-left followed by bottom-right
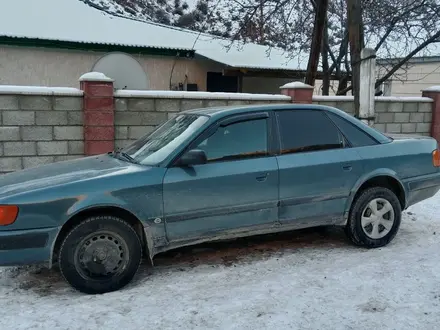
(0, 154), (141, 199)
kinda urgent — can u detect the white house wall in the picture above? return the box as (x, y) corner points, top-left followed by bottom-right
(0, 45), (348, 95)
(0, 45), (213, 91)
(378, 61), (440, 96)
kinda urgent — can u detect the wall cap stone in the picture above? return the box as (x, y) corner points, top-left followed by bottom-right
(313, 95), (433, 103)
(376, 96), (433, 102)
(280, 82), (314, 89)
(0, 86), (83, 96)
(422, 86), (440, 92)
(79, 72), (114, 82)
(114, 90), (291, 101)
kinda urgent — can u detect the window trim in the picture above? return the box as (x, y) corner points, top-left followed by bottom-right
(169, 111), (275, 167)
(219, 112), (269, 127)
(274, 109), (347, 156)
(324, 111), (380, 147)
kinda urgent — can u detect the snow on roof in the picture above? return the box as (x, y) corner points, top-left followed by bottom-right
(0, 0), (309, 71)
(195, 42), (309, 71)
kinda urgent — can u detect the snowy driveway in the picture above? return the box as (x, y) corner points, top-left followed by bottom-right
(1, 194), (440, 330)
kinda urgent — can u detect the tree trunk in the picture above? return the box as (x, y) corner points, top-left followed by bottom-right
(337, 76), (349, 95)
(305, 0), (329, 86)
(346, 0), (363, 116)
(321, 19), (330, 95)
(258, 0), (264, 43)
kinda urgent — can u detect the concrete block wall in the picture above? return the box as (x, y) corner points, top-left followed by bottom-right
(313, 99), (355, 115)
(374, 100), (433, 135)
(0, 89), (84, 174)
(313, 96), (433, 135)
(0, 81), (437, 174)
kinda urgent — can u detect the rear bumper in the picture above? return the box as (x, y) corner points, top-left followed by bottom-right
(0, 227), (59, 267)
(404, 172), (440, 208)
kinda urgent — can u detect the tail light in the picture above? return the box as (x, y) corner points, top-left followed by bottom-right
(0, 206), (18, 226)
(433, 147), (440, 167)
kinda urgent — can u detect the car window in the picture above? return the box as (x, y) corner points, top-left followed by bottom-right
(196, 118), (268, 162)
(276, 110), (343, 154)
(326, 112), (378, 147)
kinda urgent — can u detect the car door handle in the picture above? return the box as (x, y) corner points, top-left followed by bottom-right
(256, 173), (269, 182)
(342, 164), (352, 171)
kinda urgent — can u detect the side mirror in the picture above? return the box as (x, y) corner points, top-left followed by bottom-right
(177, 149), (207, 167)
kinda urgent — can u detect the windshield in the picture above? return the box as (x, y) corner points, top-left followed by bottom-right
(122, 114), (209, 165)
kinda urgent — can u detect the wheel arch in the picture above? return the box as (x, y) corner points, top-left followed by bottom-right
(51, 206), (152, 267)
(345, 170), (407, 223)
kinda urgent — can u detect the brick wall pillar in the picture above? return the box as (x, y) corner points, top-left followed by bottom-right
(79, 72), (115, 155)
(280, 82), (314, 104)
(422, 86), (440, 143)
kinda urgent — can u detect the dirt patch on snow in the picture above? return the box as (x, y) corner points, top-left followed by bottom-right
(154, 226), (348, 268)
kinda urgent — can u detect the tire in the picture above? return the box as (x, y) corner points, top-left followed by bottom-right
(59, 215), (142, 294)
(346, 187), (402, 248)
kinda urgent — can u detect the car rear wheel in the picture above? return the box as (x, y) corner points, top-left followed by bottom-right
(59, 215), (142, 294)
(346, 187), (402, 248)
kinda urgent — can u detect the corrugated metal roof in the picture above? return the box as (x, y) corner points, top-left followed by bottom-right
(0, 0), (308, 71)
(195, 40), (309, 71)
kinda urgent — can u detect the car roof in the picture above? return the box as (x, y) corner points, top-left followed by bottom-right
(182, 103), (392, 144)
(183, 103), (333, 118)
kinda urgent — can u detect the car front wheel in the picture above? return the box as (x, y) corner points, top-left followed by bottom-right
(346, 187), (402, 248)
(59, 215), (142, 294)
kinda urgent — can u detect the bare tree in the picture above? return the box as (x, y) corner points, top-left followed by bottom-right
(91, 0), (440, 96)
(204, 0), (440, 95)
(332, 0), (440, 95)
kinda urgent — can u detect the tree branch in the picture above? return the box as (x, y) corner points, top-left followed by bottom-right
(337, 31), (440, 95)
(375, 34), (440, 88)
(328, 31), (349, 74)
(375, 2), (428, 51)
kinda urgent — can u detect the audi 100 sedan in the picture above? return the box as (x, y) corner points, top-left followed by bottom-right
(1, 104), (440, 294)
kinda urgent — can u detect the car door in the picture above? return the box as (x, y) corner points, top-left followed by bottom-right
(162, 112), (280, 243)
(275, 109), (364, 227)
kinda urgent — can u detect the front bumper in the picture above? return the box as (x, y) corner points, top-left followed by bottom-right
(404, 172), (440, 208)
(0, 227), (60, 267)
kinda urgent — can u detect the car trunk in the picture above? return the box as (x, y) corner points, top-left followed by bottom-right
(385, 133), (434, 141)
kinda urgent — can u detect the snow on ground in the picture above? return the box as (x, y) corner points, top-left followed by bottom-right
(1, 194), (440, 330)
